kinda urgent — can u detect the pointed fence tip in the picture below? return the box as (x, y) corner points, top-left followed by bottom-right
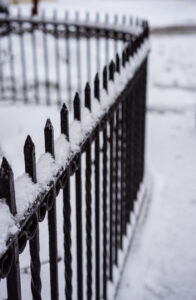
(24, 135), (34, 148)
(74, 93), (81, 120)
(1, 156), (10, 168)
(95, 72), (99, 81)
(61, 103), (68, 112)
(0, 157), (13, 176)
(74, 92), (80, 104)
(85, 82), (90, 91)
(45, 118), (53, 131)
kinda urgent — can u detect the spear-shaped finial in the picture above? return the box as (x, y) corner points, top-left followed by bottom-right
(94, 73), (100, 101)
(109, 60), (115, 81)
(61, 103), (69, 140)
(103, 66), (108, 91)
(44, 118), (54, 157)
(24, 135), (37, 183)
(116, 53), (120, 73)
(74, 92), (81, 121)
(85, 82), (91, 111)
(0, 157), (16, 215)
(122, 50), (126, 67)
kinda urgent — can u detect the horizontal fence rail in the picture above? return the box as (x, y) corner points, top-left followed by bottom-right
(0, 10), (149, 300)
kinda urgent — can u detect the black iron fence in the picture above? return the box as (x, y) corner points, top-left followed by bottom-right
(0, 11), (149, 300)
(0, 12), (144, 107)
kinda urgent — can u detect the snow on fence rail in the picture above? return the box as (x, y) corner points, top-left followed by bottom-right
(0, 12), (149, 300)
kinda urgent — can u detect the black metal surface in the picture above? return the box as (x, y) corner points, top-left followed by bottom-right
(24, 136), (42, 300)
(45, 119), (59, 300)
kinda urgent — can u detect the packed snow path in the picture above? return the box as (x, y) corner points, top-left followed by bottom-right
(116, 34), (196, 300)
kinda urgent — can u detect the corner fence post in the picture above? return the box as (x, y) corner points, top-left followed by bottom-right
(109, 60), (115, 281)
(0, 158), (21, 300)
(74, 93), (83, 300)
(61, 104), (73, 300)
(44, 119), (59, 300)
(24, 136), (42, 300)
(94, 73), (100, 300)
(102, 65), (108, 299)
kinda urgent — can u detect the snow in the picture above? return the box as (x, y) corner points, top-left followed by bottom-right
(0, 199), (17, 255)
(36, 153), (58, 189)
(15, 173), (40, 219)
(0, 0), (196, 299)
(55, 134), (71, 168)
(116, 22), (196, 300)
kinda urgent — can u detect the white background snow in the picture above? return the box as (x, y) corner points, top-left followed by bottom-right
(0, 0), (196, 299)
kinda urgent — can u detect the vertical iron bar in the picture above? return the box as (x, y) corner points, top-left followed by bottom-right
(121, 98), (127, 236)
(0, 33), (5, 100)
(102, 123), (108, 299)
(74, 93), (83, 300)
(119, 103), (123, 248)
(44, 119), (59, 300)
(84, 83), (92, 300)
(31, 22), (40, 104)
(114, 15), (118, 57)
(54, 11), (61, 106)
(115, 108), (120, 264)
(109, 113), (114, 281)
(42, 11), (50, 105)
(7, 22), (16, 102)
(24, 136), (42, 300)
(128, 89), (134, 215)
(61, 104), (73, 300)
(94, 74), (100, 300)
(105, 14), (109, 66)
(141, 59), (147, 179)
(19, 19), (28, 103)
(76, 12), (82, 98)
(0, 158), (21, 300)
(65, 19), (71, 108)
(96, 13), (100, 74)
(86, 13), (91, 86)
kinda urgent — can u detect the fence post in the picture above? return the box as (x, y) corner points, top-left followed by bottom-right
(24, 135), (42, 300)
(85, 83), (93, 300)
(74, 93), (83, 300)
(0, 158), (21, 300)
(109, 60), (115, 281)
(94, 73), (100, 300)
(61, 104), (73, 300)
(44, 119), (59, 300)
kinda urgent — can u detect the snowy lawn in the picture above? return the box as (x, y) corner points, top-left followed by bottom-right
(0, 0), (196, 299)
(116, 34), (196, 300)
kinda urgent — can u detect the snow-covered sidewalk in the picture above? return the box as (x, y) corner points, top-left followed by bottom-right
(116, 33), (196, 300)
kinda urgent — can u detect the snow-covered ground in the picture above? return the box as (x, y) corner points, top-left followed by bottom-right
(116, 32), (196, 300)
(0, 0), (196, 299)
